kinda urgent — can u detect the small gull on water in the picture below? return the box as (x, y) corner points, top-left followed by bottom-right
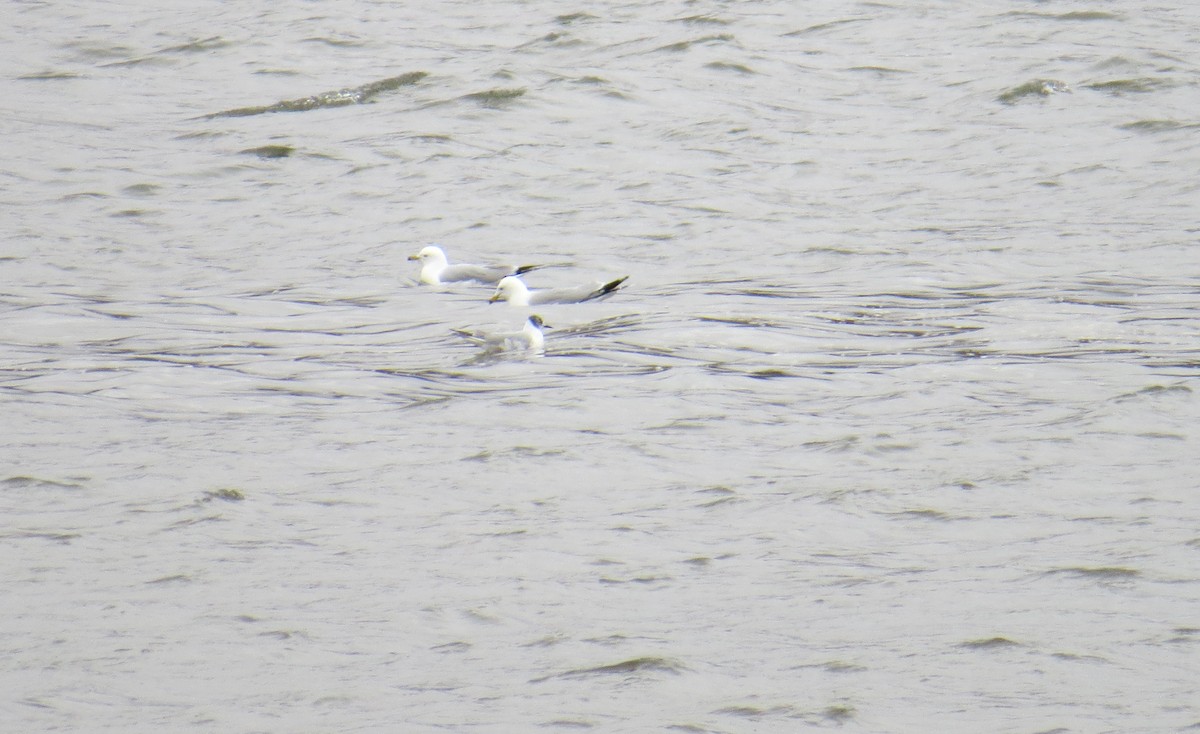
(452, 314), (550, 354)
(489, 274), (628, 306)
(408, 245), (540, 285)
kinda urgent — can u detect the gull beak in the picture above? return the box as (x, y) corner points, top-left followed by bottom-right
(488, 294), (501, 303)
(407, 254), (420, 261)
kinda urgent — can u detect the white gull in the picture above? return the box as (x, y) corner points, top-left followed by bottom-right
(489, 274), (628, 306)
(408, 245), (539, 285)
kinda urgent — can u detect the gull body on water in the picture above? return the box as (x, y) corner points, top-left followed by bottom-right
(408, 245), (540, 285)
(452, 314), (549, 354)
(489, 274), (628, 306)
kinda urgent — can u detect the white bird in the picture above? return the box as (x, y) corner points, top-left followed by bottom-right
(489, 274), (628, 306)
(452, 314), (550, 354)
(408, 245), (540, 285)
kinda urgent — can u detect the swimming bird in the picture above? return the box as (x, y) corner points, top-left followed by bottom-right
(489, 274), (628, 306)
(452, 314), (550, 354)
(408, 245), (540, 285)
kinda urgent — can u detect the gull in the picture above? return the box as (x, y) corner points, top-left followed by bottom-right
(489, 274), (628, 306)
(408, 245), (540, 285)
(452, 314), (550, 354)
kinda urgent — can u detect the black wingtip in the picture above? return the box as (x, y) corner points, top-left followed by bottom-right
(600, 276), (629, 295)
(514, 264), (542, 276)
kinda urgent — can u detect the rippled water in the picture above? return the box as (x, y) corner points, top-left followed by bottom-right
(3, 1), (1199, 731)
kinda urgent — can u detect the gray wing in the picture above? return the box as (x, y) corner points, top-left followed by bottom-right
(529, 276), (628, 304)
(450, 327), (488, 345)
(440, 263), (517, 283)
(452, 327), (531, 350)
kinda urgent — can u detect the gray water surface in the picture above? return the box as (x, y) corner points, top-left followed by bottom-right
(3, 1), (1199, 732)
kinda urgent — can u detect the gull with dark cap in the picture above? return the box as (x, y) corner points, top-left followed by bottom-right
(452, 314), (550, 354)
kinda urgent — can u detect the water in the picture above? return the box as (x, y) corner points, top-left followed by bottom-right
(3, 1), (1199, 731)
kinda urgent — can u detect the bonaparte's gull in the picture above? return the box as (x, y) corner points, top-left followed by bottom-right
(452, 314), (549, 353)
(408, 245), (540, 285)
(489, 274), (628, 306)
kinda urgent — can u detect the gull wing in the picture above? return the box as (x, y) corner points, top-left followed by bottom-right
(528, 276), (628, 304)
